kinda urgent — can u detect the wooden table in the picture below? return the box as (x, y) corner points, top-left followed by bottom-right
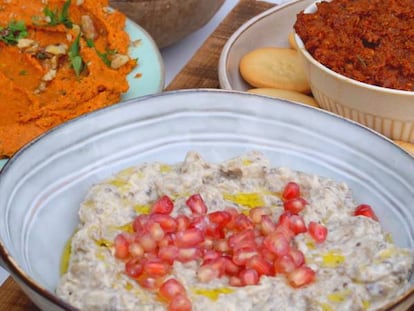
(0, 1), (275, 309)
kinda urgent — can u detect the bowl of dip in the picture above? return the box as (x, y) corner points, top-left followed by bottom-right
(294, 0), (414, 144)
(0, 89), (414, 310)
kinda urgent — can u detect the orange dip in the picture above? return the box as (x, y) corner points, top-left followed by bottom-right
(0, 0), (136, 157)
(294, 0), (414, 92)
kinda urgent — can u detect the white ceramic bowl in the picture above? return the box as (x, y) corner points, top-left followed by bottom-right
(294, 1), (414, 143)
(1, 89), (414, 310)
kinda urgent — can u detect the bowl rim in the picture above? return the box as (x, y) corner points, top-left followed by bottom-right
(294, 0), (414, 96)
(1, 88), (414, 310)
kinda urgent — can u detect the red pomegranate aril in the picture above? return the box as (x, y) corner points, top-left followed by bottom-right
(249, 206), (272, 224)
(283, 197), (307, 214)
(158, 245), (179, 264)
(275, 223), (295, 242)
(214, 239), (230, 253)
(288, 214), (307, 235)
(205, 224), (225, 239)
(159, 278), (186, 302)
(274, 255), (296, 274)
(260, 215), (277, 236)
(125, 257), (143, 278)
(114, 234), (129, 259)
(175, 228), (204, 248)
(289, 248), (305, 267)
(228, 229), (256, 249)
(232, 247), (258, 266)
(143, 259), (171, 277)
(189, 215), (208, 232)
(203, 249), (221, 261)
(263, 232), (290, 257)
(308, 221), (328, 243)
(229, 276), (243, 287)
(139, 234), (158, 252)
(208, 211), (232, 226)
(282, 182), (301, 200)
(138, 276), (163, 291)
(354, 204), (378, 221)
(147, 222), (165, 242)
(239, 268), (260, 286)
(287, 266), (315, 288)
(152, 195), (174, 214)
(200, 237), (214, 250)
(168, 294), (192, 311)
(247, 255), (272, 275)
(223, 256), (242, 276)
(158, 233), (175, 248)
(128, 242), (145, 258)
(259, 246), (277, 263)
(234, 214), (255, 231)
(224, 207), (239, 229)
(150, 213), (178, 233)
(177, 247), (202, 263)
(132, 215), (147, 233)
(197, 264), (221, 282)
(176, 214), (191, 231)
(186, 194), (207, 214)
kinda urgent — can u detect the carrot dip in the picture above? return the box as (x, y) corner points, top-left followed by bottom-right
(0, 0), (136, 157)
(294, 0), (414, 91)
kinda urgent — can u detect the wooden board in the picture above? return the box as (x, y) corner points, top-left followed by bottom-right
(0, 0), (275, 309)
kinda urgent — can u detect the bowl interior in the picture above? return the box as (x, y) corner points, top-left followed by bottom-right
(1, 90), (414, 306)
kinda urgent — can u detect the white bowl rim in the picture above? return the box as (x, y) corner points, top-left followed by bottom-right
(294, 0), (414, 96)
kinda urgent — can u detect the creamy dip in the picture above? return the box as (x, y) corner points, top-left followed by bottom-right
(56, 151), (413, 310)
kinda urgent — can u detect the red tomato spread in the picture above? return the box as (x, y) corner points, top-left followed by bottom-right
(294, 0), (414, 91)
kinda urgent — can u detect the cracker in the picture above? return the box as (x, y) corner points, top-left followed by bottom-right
(248, 88), (319, 108)
(288, 32), (298, 50)
(239, 47), (310, 93)
(394, 140), (414, 156)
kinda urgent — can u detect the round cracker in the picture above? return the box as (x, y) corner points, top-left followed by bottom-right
(248, 88), (319, 108)
(239, 47), (310, 93)
(394, 140), (414, 156)
(288, 32), (298, 50)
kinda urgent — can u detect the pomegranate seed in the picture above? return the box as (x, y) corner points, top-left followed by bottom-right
(228, 229), (256, 249)
(159, 278), (186, 302)
(239, 268), (259, 285)
(152, 195), (174, 214)
(132, 215), (147, 233)
(259, 246), (276, 263)
(205, 224), (225, 239)
(143, 259), (171, 277)
(168, 294), (192, 311)
(202, 257), (227, 276)
(224, 207), (239, 229)
(176, 214), (191, 231)
(150, 213), (178, 233)
(354, 204), (378, 221)
(203, 249), (221, 261)
(263, 232), (290, 257)
(223, 256), (242, 276)
(232, 247), (259, 266)
(125, 257), (143, 278)
(229, 276), (243, 287)
(289, 248), (305, 267)
(260, 215), (277, 236)
(214, 239), (230, 253)
(128, 242), (144, 258)
(138, 276), (163, 291)
(147, 222), (165, 241)
(114, 234), (129, 259)
(197, 264), (221, 282)
(186, 194), (207, 214)
(200, 237), (214, 249)
(247, 255), (272, 275)
(189, 215), (208, 232)
(282, 182), (301, 200)
(138, 234), (158, 252)
(283, 197), (307, 214)
(208, 211), (232, 226)
(159, 233), (175, 248)
(274, 255), (296, 274)
(175, 228), (204, 248)
(249, 206), (272, 224)
(288, 214), (307, 235)
(234, 214), (255, 231)
(308, 221), (328, 243)
(158, 245), (179, 264)
(177, 247), (202, 262)
(287, 266), (315, 288)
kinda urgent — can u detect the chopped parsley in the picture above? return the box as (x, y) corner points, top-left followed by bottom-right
(68, 33), (84, 76)
(44, 0), (73, 28)
(86, 38), (116, 67)
(0, 20), (28, 45)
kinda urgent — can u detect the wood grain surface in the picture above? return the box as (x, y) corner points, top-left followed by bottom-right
(0, 1), (275, 310)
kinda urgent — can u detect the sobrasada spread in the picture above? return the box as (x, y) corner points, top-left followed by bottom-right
(0, 0), (136, 157)
(294, 0), (414, 92)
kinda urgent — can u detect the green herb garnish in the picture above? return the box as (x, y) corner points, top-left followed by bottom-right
(0, 20), (28, 45)
(44, 0), (73, 28)
(85, 38), (116, 67)
(68, 33), (84, 76)
(19, 70), (28, 76)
